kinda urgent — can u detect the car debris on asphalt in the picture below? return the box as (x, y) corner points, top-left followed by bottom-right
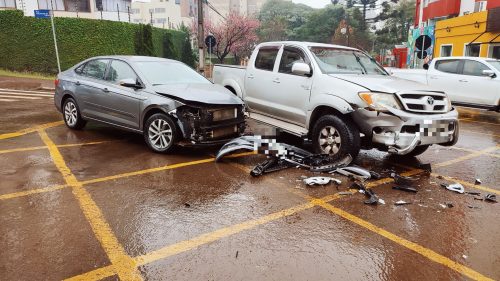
(475, 178), (482, 185)
(392, 185), (418, 193)
(391, 172), (418, 185)
(331, 166), (372, 181)
(395, 200), (411, 205)
(485, 194), (497, 203)
(442, 183), (465, 194)
(303, 176), (341, 186)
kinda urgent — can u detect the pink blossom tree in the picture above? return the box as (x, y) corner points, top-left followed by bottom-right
(204, 13), (260, 64)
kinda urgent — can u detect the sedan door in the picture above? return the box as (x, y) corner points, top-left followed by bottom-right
(98, 59), (144, 130)
(75, 59), (110, 119)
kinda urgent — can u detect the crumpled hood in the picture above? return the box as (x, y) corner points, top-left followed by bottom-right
(329, 74), (439, 93)
(153, 83), (243, 105)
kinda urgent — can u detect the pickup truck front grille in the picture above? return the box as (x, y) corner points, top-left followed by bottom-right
(396, 91), (449, 114)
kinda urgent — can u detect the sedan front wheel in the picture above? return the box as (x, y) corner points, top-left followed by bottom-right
(144, 113), (178, 153)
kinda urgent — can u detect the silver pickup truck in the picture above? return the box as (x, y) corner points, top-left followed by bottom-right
(213, 41), (459, 159)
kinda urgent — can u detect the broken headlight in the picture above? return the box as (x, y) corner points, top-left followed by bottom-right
(359, 92), (402, 112)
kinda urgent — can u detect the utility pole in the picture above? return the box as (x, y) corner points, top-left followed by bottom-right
(49, 0), (61, 73)
(197, 0), (205, 74)
(127, 6), (131, 22)
(117, 4), (120, 21)
(150, 11), (153, 24)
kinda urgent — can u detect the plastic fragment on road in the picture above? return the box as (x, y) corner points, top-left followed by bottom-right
(391, 173), (418, 185)
(395, 200), (411, 205)
(303, 176), (341, 186)
(333, 166), (372, 181)
(369, 170), (381, 179)
(485, 194), (497, 203)
(443, 183), (465, 194)
(419, 163), (432, 172)
(337, 191), (352, 196)
(392, 185), (418, 193)
(475, 178), (482, 185)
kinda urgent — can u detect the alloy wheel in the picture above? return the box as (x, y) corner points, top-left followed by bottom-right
(64, 102), (78, 127)
(318, 125), (341, 154)
(148, 119), (173, 150)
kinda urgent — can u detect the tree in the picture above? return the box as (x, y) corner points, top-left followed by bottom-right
(179, 25), (196, 68)
(374, 0), (415, 50)
(134, 24), (154, 56)
(257, 0), (312, 40)
(162, 32), (178, 60)
(294, 5), (346, 43)
(204, 13), (260, 63)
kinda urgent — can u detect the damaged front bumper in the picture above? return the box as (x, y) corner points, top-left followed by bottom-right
(352, 107), (459, 155)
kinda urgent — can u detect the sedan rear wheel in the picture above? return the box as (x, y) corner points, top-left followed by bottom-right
(63, 98), (86, 130)
(144, 113), (178, 153)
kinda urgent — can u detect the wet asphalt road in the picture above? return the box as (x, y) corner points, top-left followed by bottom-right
(0, 86), (499, 281)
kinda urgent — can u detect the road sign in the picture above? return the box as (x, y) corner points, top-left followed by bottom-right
(205, 35), (216, 54)
(34, 9), (50, 19)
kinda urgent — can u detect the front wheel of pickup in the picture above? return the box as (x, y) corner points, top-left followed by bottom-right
(312, 115), (360, 160)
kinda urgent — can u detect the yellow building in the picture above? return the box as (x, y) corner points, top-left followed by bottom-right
(434, 10), (500, 58)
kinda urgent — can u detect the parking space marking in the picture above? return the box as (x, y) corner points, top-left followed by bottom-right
(0, 140), (113, 155)
(0, 88), (53, 94)
(0, 184), (67, 200)
(313, 198), (494, 281)
(461, 129), (500, 138)
(0, 91), (53, 97)
(0, 98), (16, 102)
(449, 146), (500, 159)
(430, 174), (499, 195)
(434, 146), (499, 168)
(460, 119), (500, 127)
(0, 120), (63, 140)
(38, 129), (143, 281)
(0, 94), (42, 100)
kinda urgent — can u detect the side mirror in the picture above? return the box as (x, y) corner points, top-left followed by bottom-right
(119, 78), (142, 89)
(291, 62), (311, 76)
(482, 69), (496, 78)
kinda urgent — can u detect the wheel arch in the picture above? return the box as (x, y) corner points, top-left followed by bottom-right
(308, 105), (357, 136)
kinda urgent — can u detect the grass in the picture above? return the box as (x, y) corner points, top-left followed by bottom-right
(0, 69), (56, 80)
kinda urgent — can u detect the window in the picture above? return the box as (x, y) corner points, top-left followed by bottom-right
(0, 0), (16, 8)
(74, 63), (86, 74)
(135, 61), (210, 85)
(156, 18), (166, 23)
(154, 7), (165, 13)
(462, 60), (490, 76)
(279, 47), (308, 75)
(465, 43), (481, 57)
(106, 60), (138, 85)
(440, 45), (452, 57)
(435, 59), (460, 74)
(488, 44), (500, 59)
(131, 8), (140, 14)
(65, 0), (90, 12)
(38, 0), (65, 10)
(96, 0), (129, 12)
(82, 59), (109, 79)
(309, 47), (387, 75)
(254, 47), (280, 71)
(175, 0), (180, 4)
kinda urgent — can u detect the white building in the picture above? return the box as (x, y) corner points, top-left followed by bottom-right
(131, 0), (189, 28)
(1, 0), (133, 22)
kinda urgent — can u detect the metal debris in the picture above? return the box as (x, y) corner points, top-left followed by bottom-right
(369, 171), (382, 179)
(333, 166), (372, 181)
(466, 191), (481, 196)
(443, 183), (465, 194)
(364, 188), (379, 205)
(485, 194), (498, 203)
(391, 173), (418, 185)
(392, 185), (418, 193)
(395, 200), (411, 205)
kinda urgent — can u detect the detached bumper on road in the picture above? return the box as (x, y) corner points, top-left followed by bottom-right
(353, 108), (459, 155)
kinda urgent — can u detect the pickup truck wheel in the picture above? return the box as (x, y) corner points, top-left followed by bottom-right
(312, 115), (360, 160)
(144, 113), (178, 153)
(404, 145), (430, 157)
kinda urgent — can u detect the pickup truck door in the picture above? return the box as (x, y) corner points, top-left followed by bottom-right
(244, 45), (282, 115)
(272, 45), (313, 124)
(455, 60), (499, 106)
(427, 59), (462, 102)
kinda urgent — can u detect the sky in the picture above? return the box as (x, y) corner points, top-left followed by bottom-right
(292, 0), (332, 8)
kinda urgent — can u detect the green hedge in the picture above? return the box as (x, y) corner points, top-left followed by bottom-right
(0, 10), (185, 74)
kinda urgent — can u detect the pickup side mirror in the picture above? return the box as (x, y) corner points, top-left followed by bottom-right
(291, 62), (312, 76)
(119, 78), (143, 89)
(482, 69), (496, 78)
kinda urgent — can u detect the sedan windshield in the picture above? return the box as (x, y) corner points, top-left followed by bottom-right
(135, 61), (210, 85)
(309, 47), (388, 75)
(487, 60), (500, 72)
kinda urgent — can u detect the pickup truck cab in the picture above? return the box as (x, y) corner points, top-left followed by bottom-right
(213, 41), (459, 159)
(389, 57), (500, 111)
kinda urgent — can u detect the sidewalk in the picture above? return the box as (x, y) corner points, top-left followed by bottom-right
(0, 76), (55, 91)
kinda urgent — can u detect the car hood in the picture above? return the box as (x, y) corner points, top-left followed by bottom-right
(153, 83), (243, 105)
(329, 74), (439, 93)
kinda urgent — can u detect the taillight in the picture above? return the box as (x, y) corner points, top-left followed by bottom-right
(54, 79), (60, 88)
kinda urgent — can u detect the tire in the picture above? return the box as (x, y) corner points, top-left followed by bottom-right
(312, 115), (360, 160)
(404, 145), (430, 157)
(144, 113), (178, 153)
(62, 97), (86, 130)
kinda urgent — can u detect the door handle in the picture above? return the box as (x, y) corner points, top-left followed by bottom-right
(248, 74), (254, 79)
(458, 79), (468, 82)
(75, 81), (81, 86)
(102, 87), (109, 92)
(272, 78), (280, 83)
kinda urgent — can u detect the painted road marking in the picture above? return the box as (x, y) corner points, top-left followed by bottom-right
(460, 119), (500, 127)
(0, 88), (53, 94)
(461, 129), (500, 138)
(0, 140), (114, 155)
(0, 98), (17, 102)
(38, 129), (143, 281)
(0, 91), (53, 97)
(314, 199), (494, 281)
(0, 94), (42, 100)
(0, 120), (63, 140)
(449, 146), (499, 159)
(434, 146), (499, 168)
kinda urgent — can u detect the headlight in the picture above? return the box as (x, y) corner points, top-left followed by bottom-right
(358, 92), (402, 111)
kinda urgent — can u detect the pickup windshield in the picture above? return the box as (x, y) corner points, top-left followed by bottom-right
(488, 60), (500, 72)
(309, 47), (388, 75)
(135, 61), (210, 85)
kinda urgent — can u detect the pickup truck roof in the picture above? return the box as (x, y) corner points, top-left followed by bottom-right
(257, 41), (359, 52)
(433, 56), (500, 62)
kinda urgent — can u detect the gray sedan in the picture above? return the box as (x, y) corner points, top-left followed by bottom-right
(54, 56), (246, 153)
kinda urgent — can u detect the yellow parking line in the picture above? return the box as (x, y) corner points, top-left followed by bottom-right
(0, 140), (113, 155)
(461, 129), (500, 138)
(460, 119), (500, 126)
(449, 146), (500, 158)
(314, 199), (494, 281)
(0, 184), (67, 200)
(38, 130), (143, 281)
(434, 146), (499, 168)
(431, 173), (499, 195)
(0, 121), (63, 140)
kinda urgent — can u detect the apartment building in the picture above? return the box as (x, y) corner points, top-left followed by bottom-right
(131, 0), (189, 28)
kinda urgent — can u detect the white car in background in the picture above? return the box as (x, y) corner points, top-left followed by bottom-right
(389, 57), (500, 111)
